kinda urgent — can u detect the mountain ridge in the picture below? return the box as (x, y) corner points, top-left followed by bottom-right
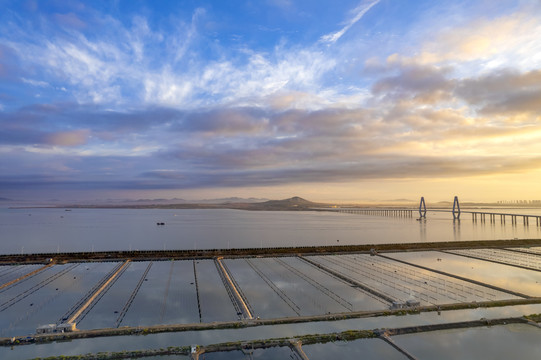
(42, 196), (327, 211)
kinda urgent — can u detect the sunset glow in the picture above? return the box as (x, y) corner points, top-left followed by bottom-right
(1, 1), (540, 203)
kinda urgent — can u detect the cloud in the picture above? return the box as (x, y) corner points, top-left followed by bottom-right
(2, 5), (340, 110)
(1, 97), (541, 199)
(320, 0), (380, 44)
(4, 152), (541, 194)
(371, 60), (454, 104)
(21, 78), (50, 87)
(1, 88), (538, 176)
(125, 154), (541, 188)
(266, 0), (292, 10)
(166, 8), (205, 64)
(0, 104), (181, 151)
(53, 13), (87, 30)
(45, 129), (90, 146)
(412, 10), (541, 72)
(0, 44), (22, 81)
(455, 69), (541, 115)
(173, 107), (268, 134)
(0, 128), (45, 145)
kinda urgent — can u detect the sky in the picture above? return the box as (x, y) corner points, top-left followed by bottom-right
(1, 0), (541, 203)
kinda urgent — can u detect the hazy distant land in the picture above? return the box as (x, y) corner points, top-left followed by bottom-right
(54, 196), (328, 211)
(9, 196), (541, 211)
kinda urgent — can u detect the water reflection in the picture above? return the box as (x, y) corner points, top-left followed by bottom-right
(2, 208), (541, 254)
(303, 338), (406, 360)
(452, 220), (460, 242)
(393, 324), (541, 360)
(4, 301), (541, 360)
(387, 251), (541, 297)
(0, 262), (117, 336)
(419, 219), (427, 242)
(203, 347), (295, 359)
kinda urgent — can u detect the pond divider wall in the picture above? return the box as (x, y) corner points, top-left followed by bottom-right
(22, 316), (538, 360)
(3, 239), (541, 265)
(4, 297), (541, 347)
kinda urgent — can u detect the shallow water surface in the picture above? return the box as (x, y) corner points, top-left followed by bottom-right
(4, 302), (541, 360)
(393, 324), (541, 359)
(2, 208), (541, 254)
(303, 337), (407, 359)
(386, 251), (541, 297)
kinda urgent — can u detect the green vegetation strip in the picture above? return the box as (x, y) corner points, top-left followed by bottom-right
(29, 330), (378, 360)
(3, 298), (541, 347)
(2, 239), (541, 264)
(29, 315), (541, 360)
(524, 314), (541, 324)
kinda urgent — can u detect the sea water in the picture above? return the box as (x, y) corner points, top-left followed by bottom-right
(1, 207), (541, 254)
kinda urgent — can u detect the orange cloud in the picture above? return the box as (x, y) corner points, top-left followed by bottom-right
(45, 129), (90, 147)
(417, 12), (540, 66)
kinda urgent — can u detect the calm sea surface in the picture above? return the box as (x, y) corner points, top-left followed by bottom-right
(1, 207), (541, 254)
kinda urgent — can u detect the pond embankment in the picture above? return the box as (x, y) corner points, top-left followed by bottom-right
(26, 316), (541, 360)
(4, 297), (541, 347)
(2, 238), (541, 265)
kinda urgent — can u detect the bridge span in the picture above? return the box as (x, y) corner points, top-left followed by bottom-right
(329, 196), (541, 226)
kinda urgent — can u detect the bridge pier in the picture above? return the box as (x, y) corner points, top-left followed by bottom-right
(419, 197), (427, 218)
(452, 196), (460, 220)
(338, 208), (414, 218)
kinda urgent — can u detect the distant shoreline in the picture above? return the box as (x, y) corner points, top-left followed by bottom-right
(9, 203), (325, 211)
(6, 195), (541, 212)
(8, 196), (331, 211)
(9, 203), (541, 211)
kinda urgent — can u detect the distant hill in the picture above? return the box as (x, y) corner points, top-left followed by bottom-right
(54, 196), (327, 211)
(81, 197), (269, 206)
(234, 196), (325, 210)
(260, 196), (318, 207)
(200, 197), (269, 204)
(130, 198), (186, 203)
